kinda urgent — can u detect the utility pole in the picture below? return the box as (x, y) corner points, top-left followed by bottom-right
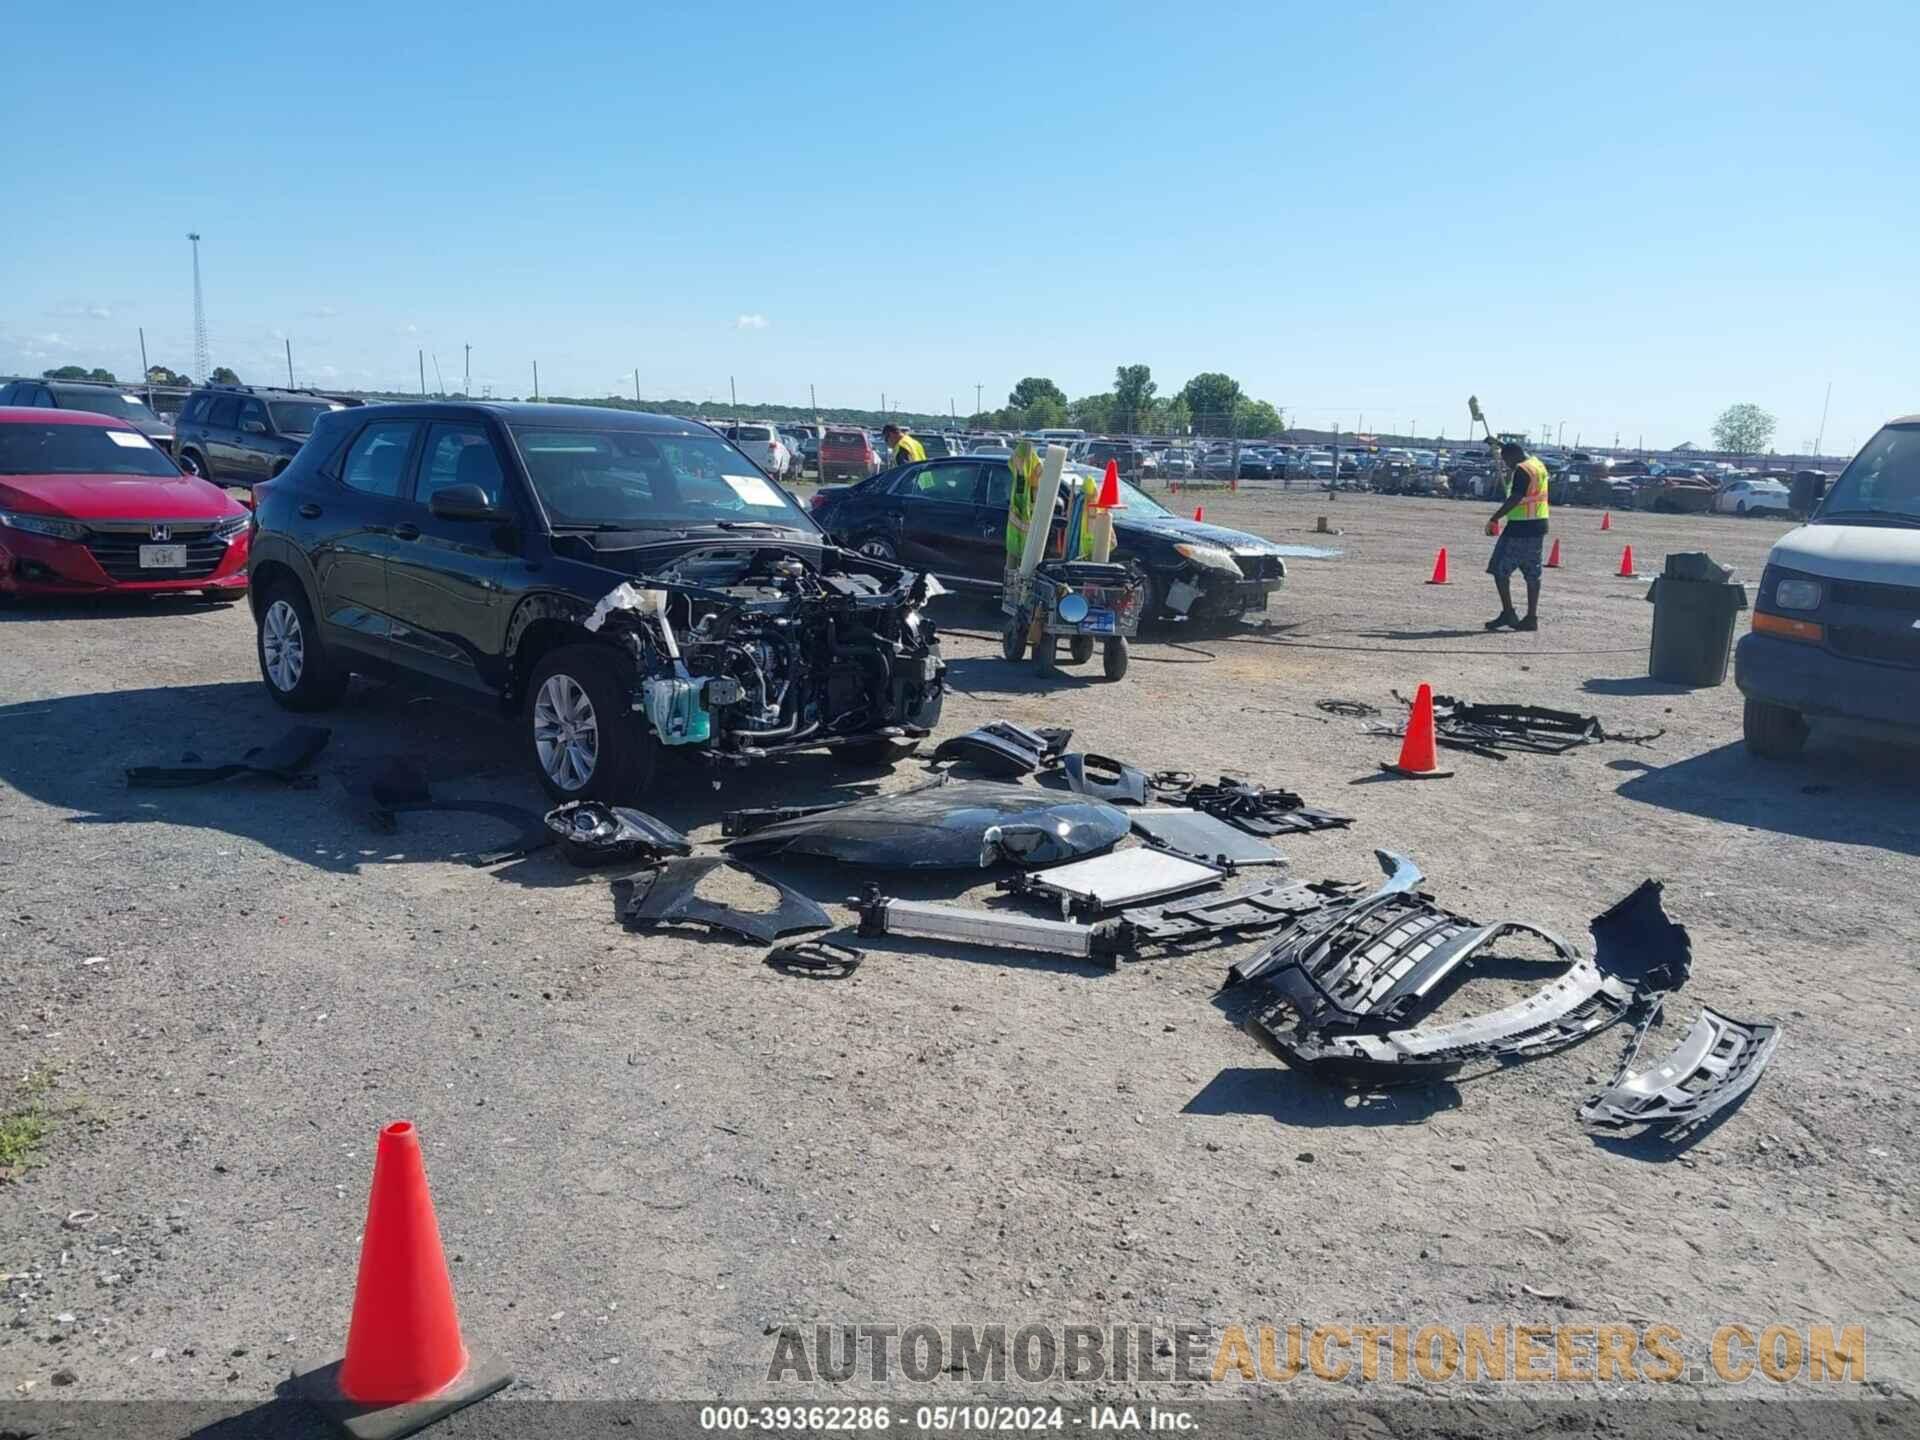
(532, 361), (540, 401)
(286, 338), (295, 388)
(634, 368), (641, 404)
(419, 350), (426, 397)
(1814, 379), (1832, 457)
(187, 232), (208, 384)
(975, 383), (982, 421)
(950, 398), (956, 426)
(729, 375), (737, 416)
(138, 326), (151, 408)
(809, 383), (817, 419)
(1557, 420), (1565, 447)
(432, 353), (446, 397)
(464, 343), (471, 397)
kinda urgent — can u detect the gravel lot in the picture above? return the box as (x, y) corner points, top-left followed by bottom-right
(3, 490), (1916, 1426)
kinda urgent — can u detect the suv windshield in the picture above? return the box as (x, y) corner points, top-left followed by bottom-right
(1818, 424), (1920, 525)
(509, 425), (817, 532)
(50, 387), (162, 425)
(269, 400), (341, 435)
(0, 422), (179, 477)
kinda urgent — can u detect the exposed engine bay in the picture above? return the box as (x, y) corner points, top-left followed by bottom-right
(581, 543), (947, 761)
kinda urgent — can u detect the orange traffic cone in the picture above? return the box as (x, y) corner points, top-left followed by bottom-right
(1546, 537), (1562, 568)
(1094, 460), (1121, 510)
(1193, 505), (1205, 522)
(1600, 510), (1612, 531)
(1617, 544), (1636, 578)
(1381, 683), (1453, 779)
(1427, 548), (1450, 584)
(295, 1122), (509, 1436)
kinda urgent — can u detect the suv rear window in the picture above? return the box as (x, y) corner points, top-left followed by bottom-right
(824, 430), (865, 446)
(731, 425), (773, 442)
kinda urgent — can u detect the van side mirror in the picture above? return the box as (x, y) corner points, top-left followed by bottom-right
(429, 484), (505, 522)
(1790, 472), (1826, 516)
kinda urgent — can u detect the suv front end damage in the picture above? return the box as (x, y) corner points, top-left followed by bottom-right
(580, 543), (947, 764)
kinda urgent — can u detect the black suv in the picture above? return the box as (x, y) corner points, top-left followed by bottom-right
(0, 378), (177, 453)
(174, 384), (361, 485)
(247, 402), (946, 800)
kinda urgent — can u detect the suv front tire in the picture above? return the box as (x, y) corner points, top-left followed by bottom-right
(256, 578), (349, 710)
(526, 645), (656, 801)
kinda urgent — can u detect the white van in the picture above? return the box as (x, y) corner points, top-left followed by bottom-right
(1735, 415), (1920, 756)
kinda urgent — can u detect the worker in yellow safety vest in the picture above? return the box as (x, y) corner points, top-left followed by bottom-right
(1483, 439), (1550, 632)
(882, 424), (926, 470)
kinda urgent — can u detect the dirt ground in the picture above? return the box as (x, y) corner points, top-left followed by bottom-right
(3, 490), (1917, 1427)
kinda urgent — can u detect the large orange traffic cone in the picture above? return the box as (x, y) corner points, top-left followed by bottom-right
(1381, 683), (1453, 779)
(1193, 505), (1205, 522)
(1546, 537), (1562, 568)
(1600, 510), (1612, 531)
(1617, 544), (1636, 578)
(1427, 548), (1450, 584)
(295, 1122), (509, 1437)
(1094, 460), (1121, 510)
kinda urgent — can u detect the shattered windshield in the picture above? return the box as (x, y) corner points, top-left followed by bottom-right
(1818, 424), (1920, 525)
(508, 424), (819, 532)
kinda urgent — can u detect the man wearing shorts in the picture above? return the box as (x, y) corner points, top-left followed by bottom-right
(1484, 440), (1550, 631)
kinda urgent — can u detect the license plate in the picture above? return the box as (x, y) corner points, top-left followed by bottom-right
(1083, 609), (1116, 633)
(139, 544), (188, 569)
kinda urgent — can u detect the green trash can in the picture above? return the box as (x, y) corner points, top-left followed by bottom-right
(1647, 576), (1748, 686)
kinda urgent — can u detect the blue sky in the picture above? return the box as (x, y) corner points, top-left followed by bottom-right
(2, 0), (1912, 451)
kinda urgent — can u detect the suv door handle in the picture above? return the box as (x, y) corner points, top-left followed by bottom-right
(393, 523), (421, 541)
(298, 503), (323, 519)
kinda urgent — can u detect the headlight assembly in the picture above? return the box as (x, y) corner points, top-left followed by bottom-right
(0, 509), (89, 541)
(1173, 542), (1243, 577)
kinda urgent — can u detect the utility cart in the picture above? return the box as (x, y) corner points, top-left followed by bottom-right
(1000, 558), (1145, 682)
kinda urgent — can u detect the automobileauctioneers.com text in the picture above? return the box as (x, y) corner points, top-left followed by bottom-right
(768, 1321), (1866, 1387)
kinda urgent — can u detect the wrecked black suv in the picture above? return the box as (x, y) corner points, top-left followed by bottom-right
(246, 403), (946, 798)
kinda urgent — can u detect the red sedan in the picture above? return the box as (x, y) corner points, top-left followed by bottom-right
(0, 406), (251, 600)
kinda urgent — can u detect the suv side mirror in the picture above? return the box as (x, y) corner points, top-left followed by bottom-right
(242, 419), (267, 435)
(1790, 471), (1826, 516)
(429, 484), (506, 523)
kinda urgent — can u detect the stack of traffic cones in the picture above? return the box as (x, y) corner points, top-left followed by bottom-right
(295, 1122), (509, 1438)
(1380, 684), (1454, 779)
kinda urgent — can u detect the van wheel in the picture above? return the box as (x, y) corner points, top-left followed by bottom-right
(527, 645), (655, 801)
(1743, 699), (1808, 760)
(257, 579), (348, 711)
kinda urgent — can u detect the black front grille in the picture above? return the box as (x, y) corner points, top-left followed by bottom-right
(84, 528), (227, 581)
(1829, 578), (1920, 613)
(1829, 624), (1920, 669)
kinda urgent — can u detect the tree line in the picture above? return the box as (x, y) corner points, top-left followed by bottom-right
(983, 367), (1282, 438)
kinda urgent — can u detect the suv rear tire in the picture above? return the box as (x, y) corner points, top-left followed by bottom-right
(256, 579), (349, 711)
(1743, 698), (1808, 760)
(178, 449), (207, 479)
(526, 645), (656, 802)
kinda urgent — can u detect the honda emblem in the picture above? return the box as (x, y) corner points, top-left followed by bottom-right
(150, 524), (171, 542)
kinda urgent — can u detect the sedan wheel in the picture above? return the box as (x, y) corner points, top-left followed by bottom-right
(533, 672), (600, 792)
(261, 599), (305, 692)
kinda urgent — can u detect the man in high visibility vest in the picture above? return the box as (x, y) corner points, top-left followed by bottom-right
(1484, 439), (1550, 632)
(882, 424), (926, 470)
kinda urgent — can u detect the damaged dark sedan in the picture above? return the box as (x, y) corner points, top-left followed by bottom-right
(247, 403), (946, 799)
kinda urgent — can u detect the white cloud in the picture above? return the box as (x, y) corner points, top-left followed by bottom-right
(87, 305), (112, 320)
(734, 313), (769, 331)
(307, 306), (340, 319)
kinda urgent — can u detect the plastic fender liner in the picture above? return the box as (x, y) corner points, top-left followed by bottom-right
(1579, 1004), (1780, 1135)
(615, 858), (832, 944)
(931, 722), (1072, 777)
(1254, 955), (1638, 1082)
(1060, 753), (1152, 806)
(1174, 777), (1353, 836)
(1589, 878), (1693, 992)
(127, 725), (331, 788)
